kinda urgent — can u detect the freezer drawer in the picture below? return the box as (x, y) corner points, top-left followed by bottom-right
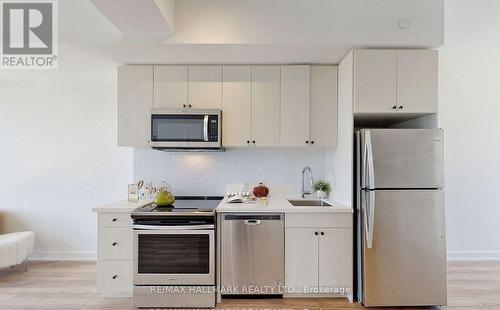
(360, 190), (447, 306)
(221, 214), (284, 294)
(359, 129), (444, 189)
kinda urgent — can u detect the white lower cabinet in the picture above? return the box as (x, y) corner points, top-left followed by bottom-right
(97, 260), (133, 297)
(96, 211), (133, 297)
(285, 228), (319, 293)
(285, 213), (353, 298)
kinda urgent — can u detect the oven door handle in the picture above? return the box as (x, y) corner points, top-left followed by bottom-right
(133, 224), (214, 230)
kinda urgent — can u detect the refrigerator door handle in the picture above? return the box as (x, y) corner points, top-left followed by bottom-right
(366, 190), (375, 249)
(365, 131), (375, 190)
(362, 191), (370, 248)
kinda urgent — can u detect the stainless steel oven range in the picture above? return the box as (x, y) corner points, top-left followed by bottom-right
(131, 196), (221, 308)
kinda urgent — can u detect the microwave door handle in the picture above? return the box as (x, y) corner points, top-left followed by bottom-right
(203, 115), (209, 142)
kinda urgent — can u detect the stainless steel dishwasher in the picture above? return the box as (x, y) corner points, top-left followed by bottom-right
(221, 213), (284, 295)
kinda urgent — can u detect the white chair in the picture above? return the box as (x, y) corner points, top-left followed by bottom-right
(0, 231), (35, 270)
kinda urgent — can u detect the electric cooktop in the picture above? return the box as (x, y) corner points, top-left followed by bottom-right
(131, 196), (222, 219)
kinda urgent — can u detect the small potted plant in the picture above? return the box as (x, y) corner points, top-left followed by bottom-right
(312, 180), (331, 199)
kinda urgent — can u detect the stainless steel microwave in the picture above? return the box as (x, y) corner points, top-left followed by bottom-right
(149, 109), (222, 150)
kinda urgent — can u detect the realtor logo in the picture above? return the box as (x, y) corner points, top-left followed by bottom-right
(1, 0), (58, 69)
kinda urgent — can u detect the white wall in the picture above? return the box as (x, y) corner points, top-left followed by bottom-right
(0, 43), (133, 260)
(439, 0), (500, 260)
(134, 148), (326, 197)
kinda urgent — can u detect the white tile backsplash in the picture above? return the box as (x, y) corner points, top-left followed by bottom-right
(134, 148), (326, 196)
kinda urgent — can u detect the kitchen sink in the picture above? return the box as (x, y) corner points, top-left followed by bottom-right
(287, 199), (332, 207)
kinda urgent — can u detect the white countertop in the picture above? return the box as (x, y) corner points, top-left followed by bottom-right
(215, 196), (352, 213)
(92, 199), (153, 213)
(93, 197), (352, 214)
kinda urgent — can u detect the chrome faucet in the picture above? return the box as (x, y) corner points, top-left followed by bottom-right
(301, 167), (314, 198)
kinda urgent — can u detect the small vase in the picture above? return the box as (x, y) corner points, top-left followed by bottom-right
(316, 190), (327, 199)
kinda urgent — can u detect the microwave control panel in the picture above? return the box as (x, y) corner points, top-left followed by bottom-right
(208, 116), (219, 142)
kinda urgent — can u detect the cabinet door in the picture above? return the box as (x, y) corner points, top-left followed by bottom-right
(117, 65), (152, 147)
(397, 50), (438, 113)
(285, 228), (319, 293)
(251, 66), (281, 146)
(222, 66), (251, 147)
(188, 66), (222, 109)
(280, 65), (310, 146)
(310, 66), (338, 147)
(318, 228), (353, 290)
(153, 66), (188, 109)
(354, 50), (397, 113)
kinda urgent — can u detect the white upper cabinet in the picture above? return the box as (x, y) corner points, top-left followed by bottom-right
(353, 49), (438, 114)
(280, 65), (311, 147)
(251, 66), (281, 147)
(153, 66), (188, 109)
(188, 66), (222, 109)
(117, 65), (152, 148)
(310, 66), (338, 147)
(354, 50), (397, 113)
(397, 50), (438, 113)
(222, 66), (252, 147)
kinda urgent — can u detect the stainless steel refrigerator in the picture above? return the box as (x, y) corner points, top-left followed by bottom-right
(355, 128), (447, 307)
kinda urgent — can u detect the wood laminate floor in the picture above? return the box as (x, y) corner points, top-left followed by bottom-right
(0, 261), (499, 309)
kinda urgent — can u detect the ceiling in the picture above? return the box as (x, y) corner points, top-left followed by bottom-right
(76, 0), (444, 64)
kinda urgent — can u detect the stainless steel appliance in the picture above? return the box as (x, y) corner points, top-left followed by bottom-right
(355, 129), (447, 307)
(150, 108), (222, 150)
(221, 213), (284, 295)
(131, 196), (221, 308)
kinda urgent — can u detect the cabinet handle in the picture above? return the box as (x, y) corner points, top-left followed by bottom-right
(183, 104), (187, 108)
(188, 104), (192, 108)
(246, 140), (250, 144)
(112, 242), (118, 246)
(311, 141), (315, 145)
(314, 231), (319, 235)
(112, 218), (117, 222)
(320, 232), (325, 236)
(392, 105), (397, 110)
(306, 141), (309, 144)
(398, 105), (403, 109)
(252, 140), (256, 144)
(112, 275), (118, 279)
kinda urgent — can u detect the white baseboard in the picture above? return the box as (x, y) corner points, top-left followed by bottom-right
(447, 251), (500, 261)
(29, 250), (500, 262)
(30, 251), (97, 261)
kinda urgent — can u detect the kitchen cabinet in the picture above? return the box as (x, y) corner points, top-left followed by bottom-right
(285, 213), (353, 297)
(154, 65), (222, 109)
(96, 211), (133, 297)
(251, 66), (281, 146)
(280, 65), (310, 147)
(310, 66), (338, 147)
(285, 228), (319, 293)
(397, 50), (438, 113)
(353, 49), (437, 114)
(188, 65), (222, 109)
(153, 66), (188, 109)
(222, 65), (281, 147)
(222, 66), (252, 147)
(318, 228), (353, 289)
(118, 64), (338, 148)
(354, 50), (397, 113)
(117, 65), (152, 148)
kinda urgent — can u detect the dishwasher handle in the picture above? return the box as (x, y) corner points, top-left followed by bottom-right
(244, 219), (261, 225)
(224, 214), (283, 221)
